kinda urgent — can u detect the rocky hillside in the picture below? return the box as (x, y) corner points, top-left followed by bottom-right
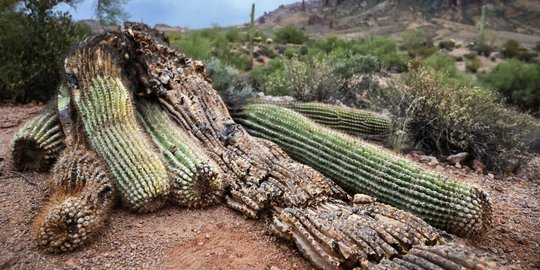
(257, 0), (540, 48)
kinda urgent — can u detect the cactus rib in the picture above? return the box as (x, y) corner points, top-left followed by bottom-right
(72, 75), (169, 212)
(137, 100), (223, 208)
(375, 243), (519, 269)
(237, 104), (492, 237)
(34, 149), (115, 253)
(11, 112), (65, 171)
(287, 103), (391, 139)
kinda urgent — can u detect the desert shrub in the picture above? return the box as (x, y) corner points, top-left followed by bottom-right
(284, 55), (342, 101)
(400, 30), (436, 58)
(352, 37), (409, 72)
(250, 59), (284, 90)
(501, 40), (537, 62)
(258, 45), (276, 58)
(480, 59), (540, 116)
(438, 40), (455, 50)
(225, 27), (243, 43)
(171, 29), (250, 70)
(401, 65), (536, 171)
(465, 58), (482, 73)
(274, 26), (308, 44)
(332, 53), (380, 78)
(284, 47), (300, 58)
(204, 58), (253, 106)
(263, 69), (290, 96)
(0, 2), (91, 102)
(422, 52), (461, 79)
(312, 36), (354, 53)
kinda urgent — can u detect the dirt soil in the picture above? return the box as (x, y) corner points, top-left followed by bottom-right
(1, 104), (539, 270)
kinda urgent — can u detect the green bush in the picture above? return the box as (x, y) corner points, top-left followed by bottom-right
(225, 27), (243, 43)
(332, 53), (380, 78)
(465, 58), (482, 73)
(400, 30), (436, 58)
(480, 59), (540, 116)
(501, 40), (537, 62)
(204, 58), (253, 106)
(169, 28), (250, 71)
(401, 65), (536, 171)
(250, 59), (284, 90)
(438, 40), (456, 50)
(422, 52), (461, 79)
(0, 2), (91, 102)
(352, 37), (409, 72)
(274, 26), (308, 44)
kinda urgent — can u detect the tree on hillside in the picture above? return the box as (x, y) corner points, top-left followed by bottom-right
(0, 0), (129, 102)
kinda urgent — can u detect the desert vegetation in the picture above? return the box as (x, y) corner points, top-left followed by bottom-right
(1, 0), (539, 269)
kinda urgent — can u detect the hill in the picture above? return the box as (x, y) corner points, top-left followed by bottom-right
(257, 0), (540, 48)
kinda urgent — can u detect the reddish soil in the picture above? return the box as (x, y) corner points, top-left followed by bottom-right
(0, 104), (539, 269)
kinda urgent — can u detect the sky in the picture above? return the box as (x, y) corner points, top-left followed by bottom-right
(56, 0), (299, 29)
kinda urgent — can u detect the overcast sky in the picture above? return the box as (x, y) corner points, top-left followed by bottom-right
(56, 0), (299, 29)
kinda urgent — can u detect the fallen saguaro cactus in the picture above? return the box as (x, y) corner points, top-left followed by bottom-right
(272, 194), (441, 269)
(66, 48), (170, 213)
(34, 148), (115, 253)
(287, 102), (392, 139)
(11, 23), (513, 269)
(374, 243), (520, 269)
(137, 100), (224, 208)
(11, 111), (65, 171)
(237, 104), (492, 237)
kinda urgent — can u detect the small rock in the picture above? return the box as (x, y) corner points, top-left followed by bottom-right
(197, 241), (204, 246)
(455, 163), (462, 169)
(515, 156), (540, 181)
(135, 223), (143, 228)
(270, 266), (281, 270)
(447, 152), (468, 165)
(488, 173), (495, 179)
(435, 165), (444, 172)
(471, 159), (486, 174)
(205, 233), (210, 239)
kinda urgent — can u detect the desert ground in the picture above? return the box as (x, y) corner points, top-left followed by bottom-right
(1, 104), (539, 270)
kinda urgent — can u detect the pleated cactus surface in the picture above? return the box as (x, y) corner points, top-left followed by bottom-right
(137, 100), (223, 208)
(72, 75), (169, 212)
(237, 104), (492, 237)
(287, 102), (392, 139)
(11, 112), (65, 171)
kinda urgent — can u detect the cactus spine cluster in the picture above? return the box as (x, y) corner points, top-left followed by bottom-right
(287, 103), (391, 139)
(11, 112), (65, 171)
(35, 149), (115, 253)
(237, 104), (492, 237)
(73, 76), (169, 212)
(137, 100), (223, 208)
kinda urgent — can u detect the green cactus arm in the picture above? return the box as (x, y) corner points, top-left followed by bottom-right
(11, 111), (65, 171)
(71, 74), (169, 213)
(287, 102), (392, 139)
(34, 148), (115, 253)
(136, 100), (223, 208)
(237, 104), (492, 237)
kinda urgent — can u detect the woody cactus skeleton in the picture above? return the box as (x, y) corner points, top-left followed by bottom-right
(10, 23), (511, 269)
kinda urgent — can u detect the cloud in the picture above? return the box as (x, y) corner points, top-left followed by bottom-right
(58, 0), (298, 28)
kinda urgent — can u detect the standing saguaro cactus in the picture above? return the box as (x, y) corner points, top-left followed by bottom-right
(137, 100), (224, 208)
(11, 111), (65, 171)
(237, 104), (492, 237)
